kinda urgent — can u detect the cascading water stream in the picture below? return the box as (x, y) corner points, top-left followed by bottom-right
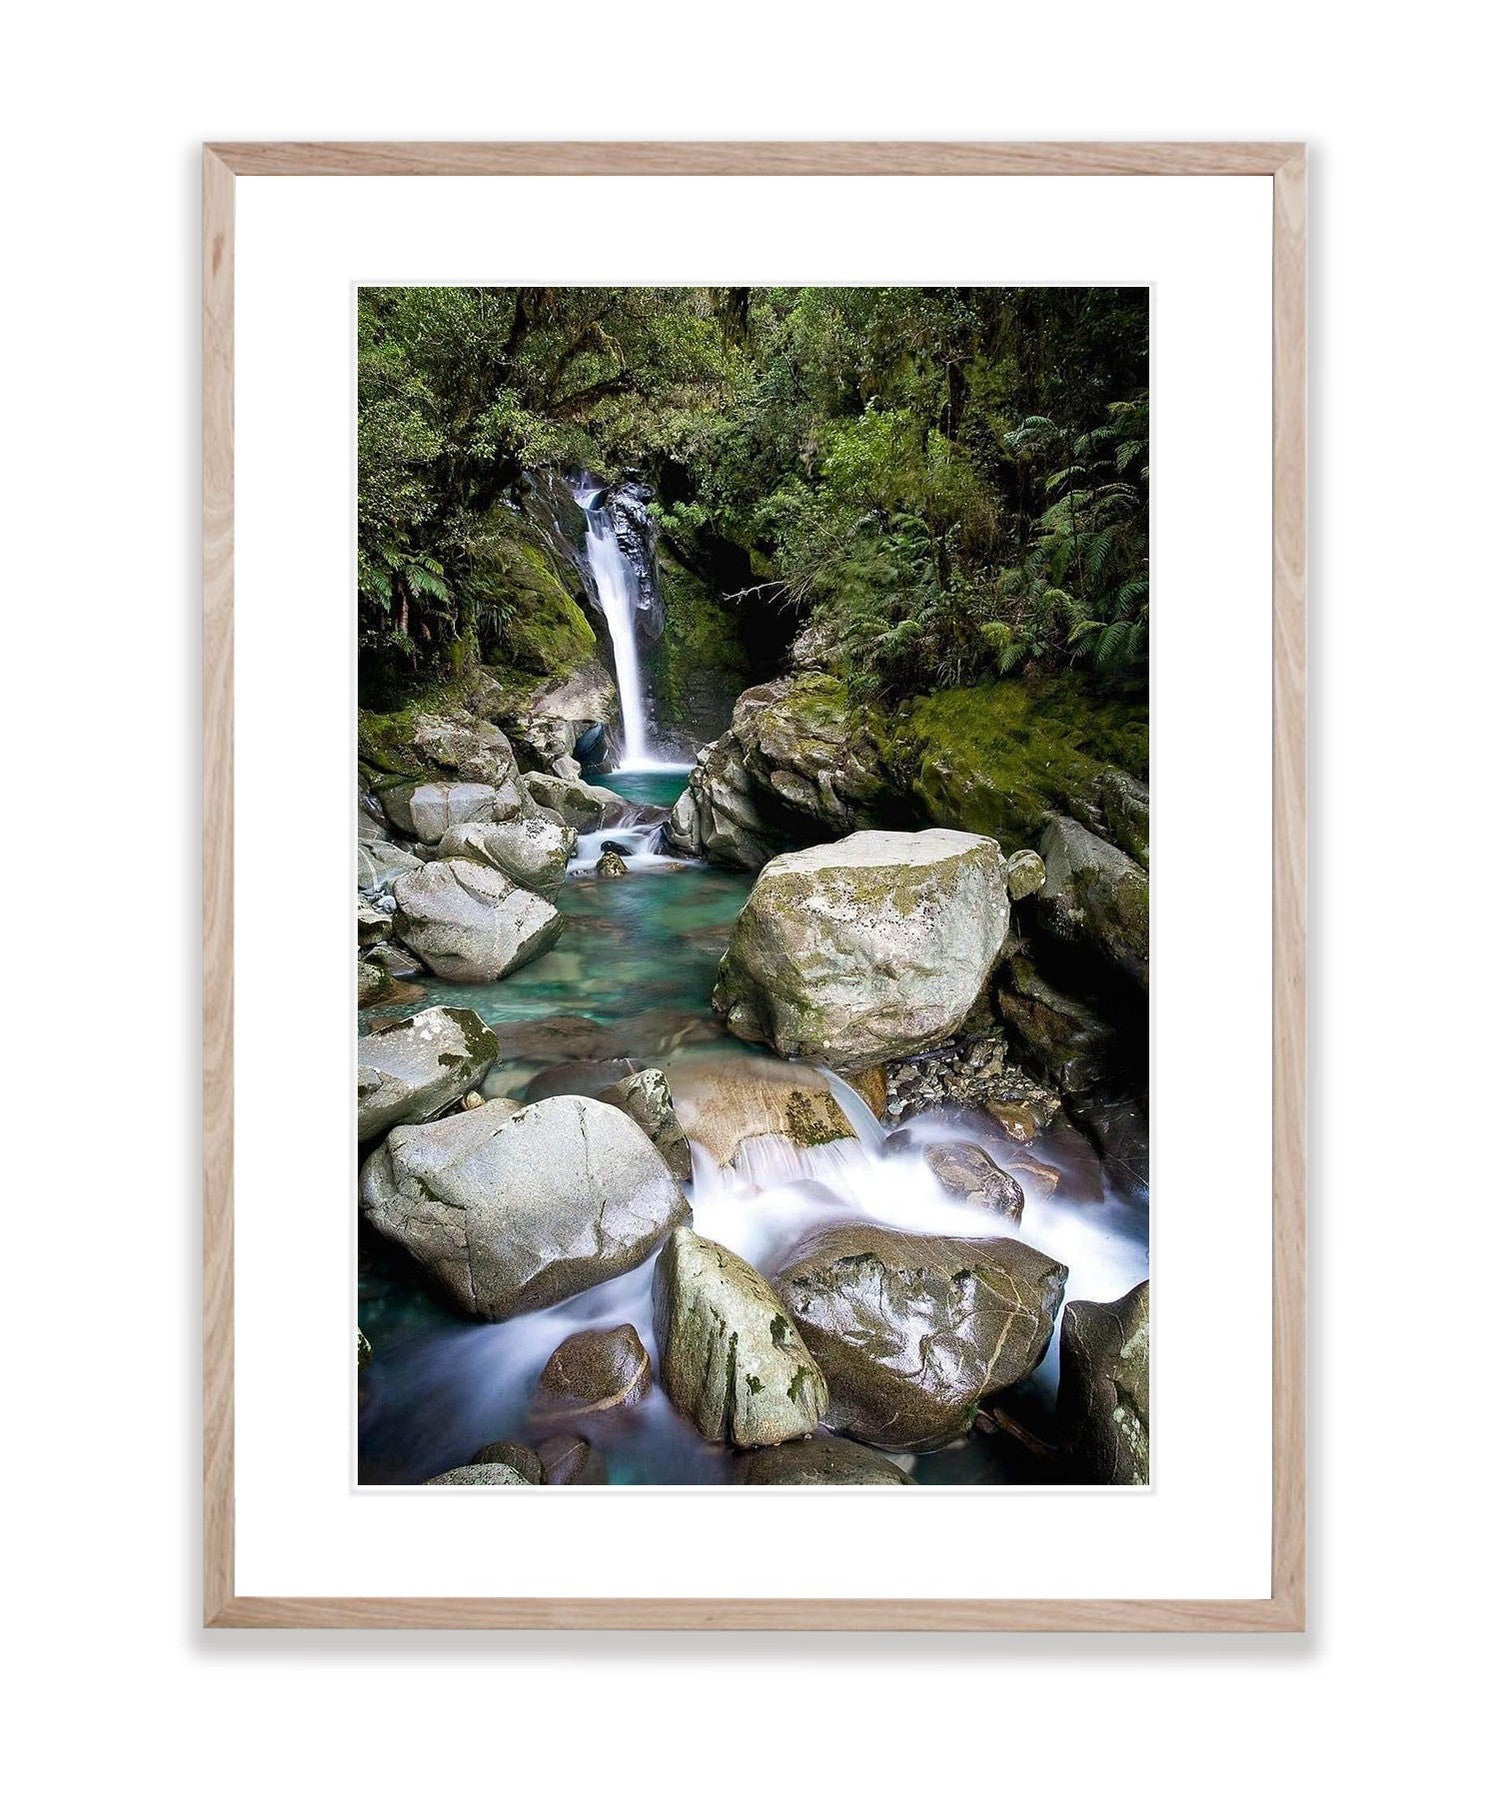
(571, 474), (677, 772)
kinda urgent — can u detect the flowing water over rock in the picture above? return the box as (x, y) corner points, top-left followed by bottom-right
(359, 770), (1148, 1485)
(571, 477), (683, 773)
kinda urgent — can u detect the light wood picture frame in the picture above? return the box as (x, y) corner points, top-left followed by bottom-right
(203, 140), (1306, 1631)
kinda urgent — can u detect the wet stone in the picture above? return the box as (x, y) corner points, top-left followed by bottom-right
(922, 1141), (1025, 1221)
(734, 1437), (914, 1485)
(536, 1433), (607, 1484)
(472, 1441), (545, 1484)
(533, 1324), (653, 1419)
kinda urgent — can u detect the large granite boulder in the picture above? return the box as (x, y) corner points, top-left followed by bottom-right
(356, 1005), (498, 1142)
(1057, 1280), (1150, 1484)
(733, 1437), (914, 1486)
(358, 834), (424, 897)
(664, 734), (784, 871)
(663, 676), (893, 871)
(381, 780), (509, 844)
(435, 815), (574, 898)
(521, 771), (620, 832)
(598, 1068), (693, 1181)
(653, 1228), (828, 1447)
(775, 1226), (1067, 1451)
(392, 859), (563, 982)
(359, 1095), (689, 1320)
(712, 829), (1011, 1071)
(732, 675), (890, 837)
(502, 657), (618, 775)
(1035, 815), (1149, 989)
(359, 704), (531, 811)
(533, 1324), (652, 1420)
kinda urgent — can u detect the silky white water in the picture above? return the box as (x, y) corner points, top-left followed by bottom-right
(571, 475), (667, 770)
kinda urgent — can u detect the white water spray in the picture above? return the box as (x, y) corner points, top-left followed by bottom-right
(572, 474), (679, 772)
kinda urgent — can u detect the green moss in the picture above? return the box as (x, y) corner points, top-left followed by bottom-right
(904, 675), (1148, 848)
(477, 521), (597, 682)
(784, 1089), (851, 1149)
(644, 544), (753, 740)
(357, 688), (468, 780)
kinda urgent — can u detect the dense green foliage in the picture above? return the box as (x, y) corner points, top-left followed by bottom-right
(358, 286), (1148, 698)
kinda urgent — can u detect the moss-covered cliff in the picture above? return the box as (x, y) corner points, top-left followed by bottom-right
(642, 544), (756, 745)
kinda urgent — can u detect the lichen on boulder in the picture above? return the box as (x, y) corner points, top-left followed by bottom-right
(712, 828), (1011, 1072)
(1035, 814), (1149, 989)
(356, 1004), (498, 1142)
(1057, 1280), (1150, 1484)
(653, 1227), (828, 1447)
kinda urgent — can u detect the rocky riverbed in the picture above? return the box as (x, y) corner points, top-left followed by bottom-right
(357, 709), (1150, 1486)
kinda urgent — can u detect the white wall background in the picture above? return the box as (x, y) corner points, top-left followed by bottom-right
(4, 3), (1492, 1791)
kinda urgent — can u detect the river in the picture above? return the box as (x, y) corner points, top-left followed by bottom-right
(358, 767), (1149, 1485)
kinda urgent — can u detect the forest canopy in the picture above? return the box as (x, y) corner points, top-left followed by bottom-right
(358, 286), (1148, 702)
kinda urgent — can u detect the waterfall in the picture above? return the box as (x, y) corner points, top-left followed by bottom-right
(572, 475), (654, 769)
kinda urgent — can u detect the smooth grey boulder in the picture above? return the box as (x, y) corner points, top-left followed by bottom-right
(406, 712), (529, 800)
(1057, 1280), (1150, 1485)
(712, 829), (1011, 1071)
(598, 1067), (693, 1180)
(358, 834), (424, 896)
(359, 1094), (689, 1321)
(502, 657), (617, 775)
(425, 1462), (531, 1486)
(1035, 815), (1149, 989)
(435, 816), (574, 898)
(392, 859), (563, 982)
(653, 1228), (828, 1447)
(734, 1436), (914, 1486)
(356, 1005), (498, 1142)
(775, 1226), (1067, 1451)
(365, 940), (423, 980)
(533, 1324), (652, 1419)
(381, 780), (503, 845)
(521, 771), (619, 832)
(923, 1141), (1025, 1221)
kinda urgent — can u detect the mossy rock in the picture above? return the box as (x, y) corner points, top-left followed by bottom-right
(903, 675), (1148, 850)
(471, 505), (597, 684)
(644, 543), (754, 743)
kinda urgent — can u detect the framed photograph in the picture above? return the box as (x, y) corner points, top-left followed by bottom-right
(204, 141), (1305, 1629)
